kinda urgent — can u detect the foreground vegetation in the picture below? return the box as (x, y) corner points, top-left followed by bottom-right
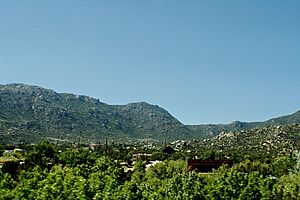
(0, 142), (300, 199)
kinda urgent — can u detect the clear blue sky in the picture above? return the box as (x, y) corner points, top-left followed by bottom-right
(1, 0), (300, 124)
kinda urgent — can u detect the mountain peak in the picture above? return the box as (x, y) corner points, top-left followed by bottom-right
(0, 83), (300, 144)
(0, 84), (191, 144)
(126, 101), (156, 107)
(1, 83), (58, 94)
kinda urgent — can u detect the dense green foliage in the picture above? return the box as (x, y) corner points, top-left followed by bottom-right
(0, 143), (299, 199)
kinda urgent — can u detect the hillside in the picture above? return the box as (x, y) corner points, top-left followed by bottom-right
(0, 84), (191, 144)
(188, 110), (300, 138)
(0, 83), (300, 145)
(189, 124), (300, 159)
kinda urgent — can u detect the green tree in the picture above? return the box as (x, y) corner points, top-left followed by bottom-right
(58, 149), (97, 168)
(203, 165), (277, 199)
(88, 157), (124, 199)
(36, 166), (88, 200)
(0, 145), (4, 156)
(271, 156), (296, 177)
(12, 166), (47, 199)
(1, 160), (20, 179)
(0, 171), (14, 199)
(274, 174), (300, 200)
(25, 142), (58, 169)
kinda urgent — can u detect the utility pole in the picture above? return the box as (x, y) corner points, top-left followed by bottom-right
(146, 134), (148, 151)
(105, 138), (108, 157)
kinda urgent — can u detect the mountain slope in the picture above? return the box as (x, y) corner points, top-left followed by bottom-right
(188, 110), (300, 138)
(190, 124), (300, 159)
(0, 83), (300, 144)
(0, 84), (191, 144)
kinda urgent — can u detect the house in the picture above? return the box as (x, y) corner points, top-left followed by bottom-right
(163, 146), (176, 154)
(132, 153), (152, 161)
(89, 144), (100, 151)
(187, 159), (233, 172)
(146, 160), (162, 170)
(14, 148), (25, 154)
(4, 150), (14, 155)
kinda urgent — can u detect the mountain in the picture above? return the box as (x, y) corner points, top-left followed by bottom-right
(187, 110), (300, 138)
(0, 84), (191, 144)
(189, 124), (300, 159)
(0, 83), (299, 145)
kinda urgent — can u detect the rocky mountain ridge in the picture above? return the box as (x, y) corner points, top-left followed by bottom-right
(0, 84), (190, 144)
(191, 124), (300, 159)
(188, 110), (300, 138)
(0, 83), (299, 144)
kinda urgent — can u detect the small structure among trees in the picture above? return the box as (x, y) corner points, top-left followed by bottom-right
(132, 153), (152, 161)
(187, 159), (233, 172)
(162, 146), (175, 154)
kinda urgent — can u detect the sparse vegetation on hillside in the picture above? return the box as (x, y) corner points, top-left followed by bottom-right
(0, 84), (191, 144)
(1, 83), (300, 146)
(188, 124), (300, 162)
(188, 111), (300, 138)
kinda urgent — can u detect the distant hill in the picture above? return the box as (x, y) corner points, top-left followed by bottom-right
(0, 83), (299, 144)
(187, 110), (300, 138)
(190, 124), (300, 159)
(0, 84), (191, 144)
